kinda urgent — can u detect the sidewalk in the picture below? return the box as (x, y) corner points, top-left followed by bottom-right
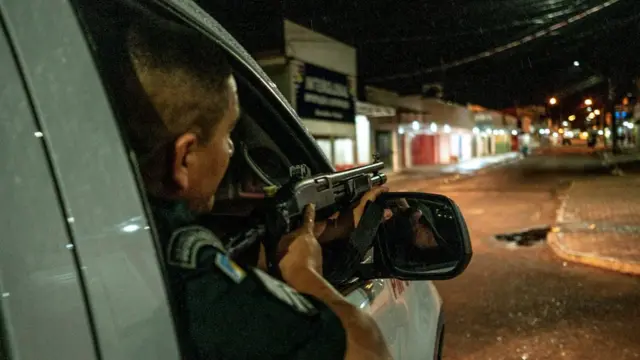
(548, 175), (640, 275)
(386, 152), (521, 183)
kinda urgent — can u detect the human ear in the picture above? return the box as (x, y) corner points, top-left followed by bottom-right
(172, 133), (199, 192)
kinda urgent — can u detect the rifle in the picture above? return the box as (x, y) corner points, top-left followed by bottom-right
(225, 160), (387, 276)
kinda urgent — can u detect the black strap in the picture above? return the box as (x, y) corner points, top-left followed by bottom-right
(348, 201), (386, 263)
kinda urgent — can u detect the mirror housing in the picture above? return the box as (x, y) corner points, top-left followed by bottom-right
(354, 191), (473, 282)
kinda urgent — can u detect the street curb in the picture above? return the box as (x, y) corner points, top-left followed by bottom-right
(548, 180), (640, 276)
(546, 232), (640, 276)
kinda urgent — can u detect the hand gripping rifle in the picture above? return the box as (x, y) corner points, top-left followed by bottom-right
(226, 158), (387, 277)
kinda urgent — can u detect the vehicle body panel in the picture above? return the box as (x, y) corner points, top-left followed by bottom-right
(1, 0), (180, 358)
(346, 280), (442, 359)
(0, 15), (97, 359)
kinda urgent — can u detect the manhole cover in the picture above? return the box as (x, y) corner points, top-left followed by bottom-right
(494, 226), (551, 247)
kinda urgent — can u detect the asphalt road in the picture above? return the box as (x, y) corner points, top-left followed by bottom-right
(390, 149), (640, 360)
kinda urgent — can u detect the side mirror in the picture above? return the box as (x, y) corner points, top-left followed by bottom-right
(357, 192), (472, 281)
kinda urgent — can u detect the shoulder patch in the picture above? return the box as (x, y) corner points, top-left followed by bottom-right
(167, 225), (225, 269)
(214, 252), (246, 283)
(253, 269), (318, 316)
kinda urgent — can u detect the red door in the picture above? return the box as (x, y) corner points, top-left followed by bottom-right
(411, 135), (437, 165)
(511, 135), (519, 151)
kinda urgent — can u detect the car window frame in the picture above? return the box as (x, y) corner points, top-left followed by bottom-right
(1, 0), (183, 359)
(154, 0), (335, 175)
(0, 7), (99, 359)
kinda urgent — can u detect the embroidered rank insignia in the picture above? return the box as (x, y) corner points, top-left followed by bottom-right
(167, 225), (225, 269)
(253, 269), (318, 316)
(214, 252), (246, 283)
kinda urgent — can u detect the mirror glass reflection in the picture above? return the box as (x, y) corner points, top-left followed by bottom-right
(380, 196), (462, 272)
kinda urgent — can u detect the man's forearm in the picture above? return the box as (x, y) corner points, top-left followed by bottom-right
(285, 267), (392, 360)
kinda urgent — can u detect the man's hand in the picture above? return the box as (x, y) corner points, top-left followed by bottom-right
(316, 186), (389, 243)
(278, 204), (324, 277)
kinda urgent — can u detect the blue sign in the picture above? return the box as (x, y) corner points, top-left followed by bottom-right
(294, 62), (355, 122)
(615, 111), (628, 119)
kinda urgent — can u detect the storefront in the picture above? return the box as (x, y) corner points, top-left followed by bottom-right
(355, 101), (397, 170)
(471, 128), (492, 157)
(400, 98), (475, 166)
(470, 106), (517, 156)
(292, 61), (357, 169)
(257, 20), (359, 168)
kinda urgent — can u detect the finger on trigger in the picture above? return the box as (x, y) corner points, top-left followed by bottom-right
(313, 221), (327, 237)
(304, 203), (316, 232)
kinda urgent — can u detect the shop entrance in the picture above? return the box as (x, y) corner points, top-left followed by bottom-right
(375, 131), (393, 168)
(315, 137), (333, 164)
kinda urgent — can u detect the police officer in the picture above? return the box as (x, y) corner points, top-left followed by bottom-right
(116, 11), (392, 360)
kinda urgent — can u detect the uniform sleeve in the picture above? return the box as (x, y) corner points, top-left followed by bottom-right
(181, 251), (347, 360)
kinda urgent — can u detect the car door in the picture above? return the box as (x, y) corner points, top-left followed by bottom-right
(1, 0), (181, 359)
(0, 12), (98, 360)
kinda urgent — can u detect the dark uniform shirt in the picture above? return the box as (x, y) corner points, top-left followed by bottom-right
(149, 197), (347, 360)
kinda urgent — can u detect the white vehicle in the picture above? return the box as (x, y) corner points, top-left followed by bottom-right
(0, 0), (471, 359)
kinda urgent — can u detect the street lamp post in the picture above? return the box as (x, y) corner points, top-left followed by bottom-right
(607, 77), (620, 154)
(574, 61), (619, 153)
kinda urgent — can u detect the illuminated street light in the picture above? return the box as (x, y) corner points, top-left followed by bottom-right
(549, 97), (558, 105)
(587, 107), (592, 112)
(568, 115), (576, 121)
(588, 112), (596, 119)
(585, 99), (593, 106)
(562, 121), (569, 127)
(594, 109), (601, 115)
(573, 61), (580, 67)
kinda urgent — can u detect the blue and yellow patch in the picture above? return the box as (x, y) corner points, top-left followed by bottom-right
(214, 253), (246, 283)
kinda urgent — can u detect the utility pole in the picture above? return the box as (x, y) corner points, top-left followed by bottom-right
(607, 77), (620, 154)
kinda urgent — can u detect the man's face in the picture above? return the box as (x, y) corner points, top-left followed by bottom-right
(174, 75), (240, 212)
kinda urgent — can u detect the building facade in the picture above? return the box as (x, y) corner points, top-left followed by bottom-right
(258, 20), (358, 168)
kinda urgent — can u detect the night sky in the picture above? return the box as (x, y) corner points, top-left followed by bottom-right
(197, 0), (640, 114)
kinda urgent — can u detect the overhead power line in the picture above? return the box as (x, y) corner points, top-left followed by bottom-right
(369, 0), (626, 82)
(364, 0), (589, 44)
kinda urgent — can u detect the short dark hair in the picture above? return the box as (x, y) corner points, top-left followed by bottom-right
(121, 13), (233, 193)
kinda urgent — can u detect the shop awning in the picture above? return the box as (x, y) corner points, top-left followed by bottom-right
(356, 101), (396, 118)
